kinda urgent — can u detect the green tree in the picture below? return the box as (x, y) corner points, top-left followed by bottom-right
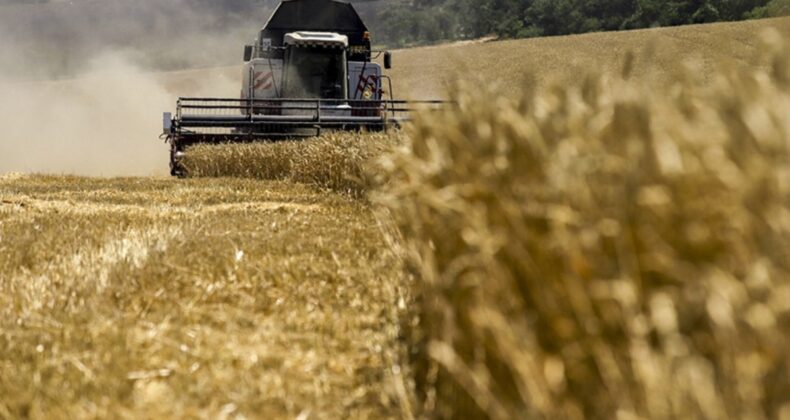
(583, 0), (638, 30)
(374, 0), (775, 48)
(693, 0), (722, 22)
(527, 0), (589, 36)
(747, 0), (790, 16)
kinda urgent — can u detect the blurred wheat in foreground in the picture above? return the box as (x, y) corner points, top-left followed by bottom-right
(377, 32), (790, 419)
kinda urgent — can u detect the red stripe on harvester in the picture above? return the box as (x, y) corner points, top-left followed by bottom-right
(253, 72), (274, 90)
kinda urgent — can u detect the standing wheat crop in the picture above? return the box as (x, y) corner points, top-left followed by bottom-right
(377, 31), (790, 419)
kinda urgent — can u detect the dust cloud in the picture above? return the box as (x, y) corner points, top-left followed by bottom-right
(0, 1), (244, 177)
(0, 54), (239, 177)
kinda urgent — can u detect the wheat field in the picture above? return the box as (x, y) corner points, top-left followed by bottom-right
(1, 18), (789, 419)
(387, 17), (790, 99)
(377, 27), (790, 420)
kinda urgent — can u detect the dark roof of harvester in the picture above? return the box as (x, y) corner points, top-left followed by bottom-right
(263, 0), (368, 32)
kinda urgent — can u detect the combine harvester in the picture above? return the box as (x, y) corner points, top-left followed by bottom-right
(163, 0), (443, 176)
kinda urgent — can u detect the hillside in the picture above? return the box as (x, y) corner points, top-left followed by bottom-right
(149, 17), (790, 100)
(387, 16), (790, 98)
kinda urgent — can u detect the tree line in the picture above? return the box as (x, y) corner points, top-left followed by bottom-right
(375, 0), (790, 47)
(4, 0), (787, 35)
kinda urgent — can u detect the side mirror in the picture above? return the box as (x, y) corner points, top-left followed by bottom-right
(384, 51), (392, 69)
(243, 45), (253, 61)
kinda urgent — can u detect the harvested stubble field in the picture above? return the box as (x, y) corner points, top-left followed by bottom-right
(0, 176), (410, 418)
(2, 17), (790, 420)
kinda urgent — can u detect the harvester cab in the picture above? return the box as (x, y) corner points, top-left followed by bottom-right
(281, 32), (350, 101)
(163, 0), (443, 177)
(247, 32), (352, 102)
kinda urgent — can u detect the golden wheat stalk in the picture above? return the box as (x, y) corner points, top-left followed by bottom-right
(376, 31), (790, 419)
(180, 132), (399, 197)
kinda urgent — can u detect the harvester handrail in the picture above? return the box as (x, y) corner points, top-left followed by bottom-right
(179, 106), (424, 113)
(177, 97), (447, 105)
(174, 97), (446, 122)
(178, 103), (419, 108)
